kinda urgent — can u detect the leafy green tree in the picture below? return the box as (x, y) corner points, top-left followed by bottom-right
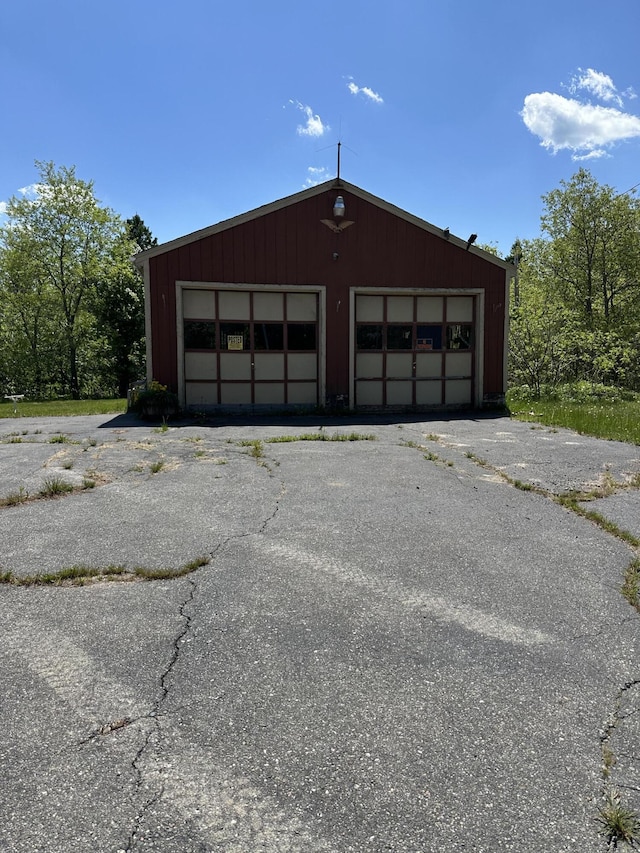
(509, 170), (640, 394)
(0, 162), (121, 398)
(541, 169), (640, 330)
(92, 229), (147, 397)
(508, 239), (570, 395)
(126, 213), (157, 252)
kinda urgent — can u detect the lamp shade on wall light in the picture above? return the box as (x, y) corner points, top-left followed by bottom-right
(333, 196), (345, 218)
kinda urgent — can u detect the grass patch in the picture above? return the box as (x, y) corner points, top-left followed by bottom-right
(0, 398), (127, 419)
(238, 439), (265, 458)
(0, 487), (29, 507)
(508, 387), (640, 445)
(596, 788), (640, 848)
(39, 475), (74, 497)
(0, 555), (211, 586)
(149, 459), (165, 473)
(49, 434), (69, 444)
(622, 558), (640, 609)
(266, 432), (377, 443)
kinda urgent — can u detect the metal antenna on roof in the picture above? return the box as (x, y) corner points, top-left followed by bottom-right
(337, 141), (341, 181)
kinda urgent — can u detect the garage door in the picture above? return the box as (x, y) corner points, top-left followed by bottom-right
(182, 289), (319, 408)
(354, 293), (475, 408)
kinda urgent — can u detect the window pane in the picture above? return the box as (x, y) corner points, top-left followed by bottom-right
(446, 324), (473, 349)
(357, 325), (383, 350)
(386, 325), (413, 350)
(287, 323), (316, 350)
(254, 323), (284, 350)
(220, 323), (250, 350)
(184, 321), (216, 350)
(416, 325), (442, 351)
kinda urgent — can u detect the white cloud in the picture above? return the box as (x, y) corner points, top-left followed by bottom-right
(521, 88), (640, 160)
(0, 201), (7, 215)
(347, 80), (383, 104)
(568, 67), (627, 106)
(290, 100), (330, 137)
(303, 166), (331, 188)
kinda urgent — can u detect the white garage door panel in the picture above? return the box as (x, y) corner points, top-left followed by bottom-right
(220, 384), (252, 404)
(386, 354), (413, 377)
(185, 352), (217, 381)
(287, 293), (317, 321)
(356, 382), (383, 406)
(416, 381), (443, 406)
(255, 384), (285, 404)
(415, 353), (442, 378)
(445, 380), (472, 405)
(186, 382), (218, 405)
(386, 381), (413, 405)
(287, 383), (317, 404)
(220, 353), (252, 381)
(253, 292), (284, 321)
(287, 354), (317, 380)
(445, 352), (472, 377)
(447, 297), (474, 322)
(254, 354), (285, 381)
(183, 290), (216, 319)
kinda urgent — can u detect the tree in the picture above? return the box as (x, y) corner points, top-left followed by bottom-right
(541, 169), (640, 330)
(509, 170), (640, 394)
(93, 224), (149, 397)
(126, 213), (157, 252)
(0, 162), (121, 398)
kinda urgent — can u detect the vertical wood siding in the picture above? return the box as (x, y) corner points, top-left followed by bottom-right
(149, 188), (507, 401)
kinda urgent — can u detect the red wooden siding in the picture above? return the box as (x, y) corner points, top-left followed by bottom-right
(148, 186), (508, 403)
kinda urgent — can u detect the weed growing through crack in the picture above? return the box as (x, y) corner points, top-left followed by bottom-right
(0, 555), (211, 586)
(266, 432), (376, 443)
(622, 558), (640, 609)
(602, 744), (617, 779)
(82, 477), (96, 490)
(0, 487), (29, 507)
(149, 459), (166, 473)
(423, 451), (439, 462)
(596, 788), (640, 848)
(153, 420), (169, 434)
(239, 439), (265, 457)
(49, 434), (69, 444)
(8, 436), (22, 443)
(39, 475), (74, 497)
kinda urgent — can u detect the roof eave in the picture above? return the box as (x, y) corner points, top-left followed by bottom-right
(133, 178), (514, 273)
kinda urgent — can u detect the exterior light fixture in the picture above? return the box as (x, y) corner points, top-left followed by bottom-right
(333, 196), (345, 218)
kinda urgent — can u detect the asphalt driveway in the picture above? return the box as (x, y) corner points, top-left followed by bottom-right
(1, 411), (639, 852)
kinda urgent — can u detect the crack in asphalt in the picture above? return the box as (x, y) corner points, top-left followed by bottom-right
(120, 576), (197, 852)
(119, 465), (285, 851)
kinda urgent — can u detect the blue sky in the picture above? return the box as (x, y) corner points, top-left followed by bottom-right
(2, 0), (640, 256)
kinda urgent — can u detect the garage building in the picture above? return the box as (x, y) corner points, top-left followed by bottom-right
(134, 179), (512, 412)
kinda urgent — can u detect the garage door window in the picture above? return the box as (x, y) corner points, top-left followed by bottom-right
(355, 293), (475, 408)
(184, 321), (216, 350)
(254, 323), (284, 350)
(184, 290), (319, 407)
(288, 323), (316, 350)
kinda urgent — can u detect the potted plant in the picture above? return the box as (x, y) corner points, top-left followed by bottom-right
(130, 380), (180, 420)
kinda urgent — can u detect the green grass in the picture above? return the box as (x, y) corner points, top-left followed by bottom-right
(0, 398), (127, 419)
(39, 475), (75, 497)
(266, 432), (377, 443)
(0, 555), (211, 586)
(508, 388), (640, 444)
